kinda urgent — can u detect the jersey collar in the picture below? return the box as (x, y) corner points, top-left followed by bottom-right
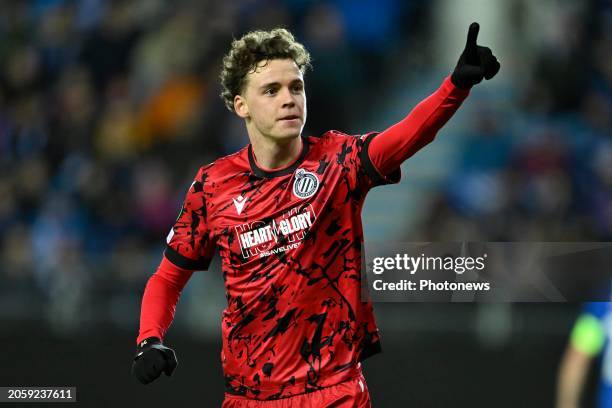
(248, 136), (310, 178)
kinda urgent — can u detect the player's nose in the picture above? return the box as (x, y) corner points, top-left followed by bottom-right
(280, 87), (296, 108)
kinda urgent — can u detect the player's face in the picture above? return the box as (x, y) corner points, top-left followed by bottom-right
(234, 58), (307, 143)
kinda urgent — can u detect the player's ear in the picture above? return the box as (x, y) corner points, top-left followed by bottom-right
(234, 94), (249, 119)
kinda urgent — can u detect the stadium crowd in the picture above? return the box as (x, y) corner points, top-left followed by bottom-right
(0, 0), (610, 333)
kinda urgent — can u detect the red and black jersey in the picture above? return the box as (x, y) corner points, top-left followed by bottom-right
(165, 130), (399, 400)
(137, 76), (470, 401)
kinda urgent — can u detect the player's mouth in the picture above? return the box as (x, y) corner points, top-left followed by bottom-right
(278, 115), (301, 123)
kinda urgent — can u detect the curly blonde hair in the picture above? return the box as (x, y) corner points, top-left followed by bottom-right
(219, 28), (312, 112)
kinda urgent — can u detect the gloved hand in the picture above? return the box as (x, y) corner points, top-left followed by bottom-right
(451, 22), (500, 89)
(131, 337), (178, 385)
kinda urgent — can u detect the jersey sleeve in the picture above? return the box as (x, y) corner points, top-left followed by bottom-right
(357, 131), (402, 188)
(164, 167), (215, 270)
(570, 302), (608, 356)
(327, 130), (401, 192)
(136, 256), (195, 344)
(367, 76), (470, 177)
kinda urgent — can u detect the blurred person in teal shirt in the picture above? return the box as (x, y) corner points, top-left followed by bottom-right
(557, 302), (612, 408)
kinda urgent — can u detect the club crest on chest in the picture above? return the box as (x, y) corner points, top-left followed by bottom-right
(293, 169), (319, 199)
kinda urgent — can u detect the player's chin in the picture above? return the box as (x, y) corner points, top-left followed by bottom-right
(272, 126), (303, 140)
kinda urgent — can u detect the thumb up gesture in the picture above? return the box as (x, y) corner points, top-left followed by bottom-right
(451, 22), (500, 89)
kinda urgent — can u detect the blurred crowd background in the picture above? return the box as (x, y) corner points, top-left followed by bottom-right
(1, 0), (610, 406)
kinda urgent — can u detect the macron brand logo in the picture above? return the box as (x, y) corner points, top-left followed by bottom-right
(233, 195), (246, 215)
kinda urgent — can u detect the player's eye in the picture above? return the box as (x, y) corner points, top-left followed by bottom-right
(292, 84), (303, 92)
(264, 88), (277, 95)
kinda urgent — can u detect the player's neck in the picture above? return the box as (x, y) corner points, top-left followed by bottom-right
(249, 134), (303, 171)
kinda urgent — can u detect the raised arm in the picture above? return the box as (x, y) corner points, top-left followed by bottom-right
(369, 22), (500, 177)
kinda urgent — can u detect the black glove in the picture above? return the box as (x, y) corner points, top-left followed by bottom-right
(451, 22), (500, 89)
(131, 337), (178, 385)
